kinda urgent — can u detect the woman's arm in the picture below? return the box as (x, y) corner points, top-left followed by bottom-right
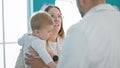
(25, 54), (48, 68)
(25, 46), (57, 68)
(25, 54), (56, 68)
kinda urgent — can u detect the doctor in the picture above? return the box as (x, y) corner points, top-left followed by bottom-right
(57, 0), (120, 68)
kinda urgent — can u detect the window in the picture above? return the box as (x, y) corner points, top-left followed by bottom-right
(0, 0), (27, 68)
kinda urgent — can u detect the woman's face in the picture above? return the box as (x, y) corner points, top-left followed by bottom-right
(47, 7), (62, 33)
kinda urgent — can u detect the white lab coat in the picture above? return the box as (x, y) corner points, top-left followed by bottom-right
(57, 4), (120, 68)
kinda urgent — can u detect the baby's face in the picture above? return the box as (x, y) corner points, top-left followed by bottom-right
(37, 25), (53, 40)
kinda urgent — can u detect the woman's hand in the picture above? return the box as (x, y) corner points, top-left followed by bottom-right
(25, 54), (48, 68)
(25, 46), (48, 68)
(25, 46), (57, 68)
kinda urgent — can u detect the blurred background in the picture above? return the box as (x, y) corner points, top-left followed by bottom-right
(0, 0), (120, 68)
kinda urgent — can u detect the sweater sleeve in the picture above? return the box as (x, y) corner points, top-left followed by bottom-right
(31, 39), (53, 64)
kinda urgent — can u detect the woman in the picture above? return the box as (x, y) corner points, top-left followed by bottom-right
(45, 5), (64, 59)
(25, 5), (65, 68)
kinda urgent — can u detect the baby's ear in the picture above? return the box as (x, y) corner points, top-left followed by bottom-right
(34, 29), (40, 34)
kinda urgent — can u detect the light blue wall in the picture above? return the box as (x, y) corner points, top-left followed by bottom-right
(33, 0), (55, 12)
(106, 0), (120, 10)
(27, 0), (33, 32)
(32, 0), (120, 12)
